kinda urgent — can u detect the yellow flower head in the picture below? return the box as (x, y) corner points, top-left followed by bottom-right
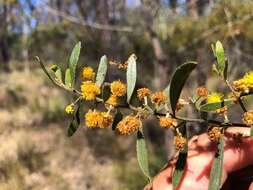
(151, 91), (167, 105)
(159, 116), (177, 129)
(82, 67), (95, 80)
(207, 93), (226, 113)
(85, 110), (103, 128)
(116, 116), (141, 135)
(243, 111), (253, 126)
(81, 81), (101, 100)
(110, 80), (126, 97)
(105, 95), (118, 107)
(137, 87), (151, 100)
(174, 133), (187, 152)
(233, 71), (253, 93)
(208, 126), (223, 141)
(196, 86), (208, 97)
(207, 92), (223, 103)
(65, 104), (74, 114)
(99, 112), (113, 128)
(243, 71), (253, 83)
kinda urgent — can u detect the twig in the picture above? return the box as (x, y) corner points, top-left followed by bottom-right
(35, 56), (82, 96)
(38, 5), (132, 32)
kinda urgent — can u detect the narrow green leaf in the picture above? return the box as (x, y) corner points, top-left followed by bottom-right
(170, 61), (197, 115)
(172, 151), (188, 189)
(112, 110), (123, 130)
(96, 55), (108, 87)
(50, 65), (63, 83)
(69, 41), (81, 86)
(136, 129), (151, 181)
(199, 99), (233, 112)
(55, 68), (62, 82)
(127, 54), (137, 103)
(208, 137), (224, 190)
(215, 41), (226, 76)
(65, 68), (72, 88)
(67, 105), (80, 137)
(250, 125), (253, 137)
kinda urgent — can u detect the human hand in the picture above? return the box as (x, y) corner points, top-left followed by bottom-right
(145, 127), (253, 190)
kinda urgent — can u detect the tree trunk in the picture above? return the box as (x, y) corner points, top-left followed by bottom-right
(146, 26), (169, 89)
(96, 0), (111, 51)
(0, 1), (10, 71)
(169, 0), (177, 11)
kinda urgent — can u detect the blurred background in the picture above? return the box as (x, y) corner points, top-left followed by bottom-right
(1, 0), (253, 189)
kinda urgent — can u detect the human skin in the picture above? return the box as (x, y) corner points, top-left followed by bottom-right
(144, 127), (253, 190)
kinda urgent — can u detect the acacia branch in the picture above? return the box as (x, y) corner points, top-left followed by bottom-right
(38, 4), (132, 32)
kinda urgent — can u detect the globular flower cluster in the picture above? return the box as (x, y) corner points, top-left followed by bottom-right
(110, 80), (127, 97)
(159, 116), (177, 129)
(65, 104), (74, 114)
(85, 110), (113, 128)
(81, 81), (101, 100)
(207, 92), (227, 114)
(174, 133), (187, 152)
(82, 67), (95, 80)
(137, 87), (151, 100)
(243, 111), (253, 126)
(208, 126), (223, 141)
(207, 92), (223, 103)
(104, 80), (127, 107)
(196, 86), (208, 97)
(151, 91), (167, 105)
(233, 71), (253, 93)
(116, 116), (141, 135)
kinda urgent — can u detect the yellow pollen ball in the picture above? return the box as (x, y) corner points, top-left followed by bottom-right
(174, 133), (187, 152)
(99, 112), (113, 128)
(137, 88), (151, 100)
(196, 86), (208, 97)
(159, 117), (177, 129)
(208, 126), (223, 141)
(110, 80), (126, 97)
(243, 111), (253, 126)
(116, 116), (141, 135)
(82, 67), (95, 80)
(233, 71), (253, 93)
(65, 104), (74, 114)
(81, 81), (101, 100)
(151, 91), (167, 105)
(207, 92), (223, 103)
(85, 110), (103, 128)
